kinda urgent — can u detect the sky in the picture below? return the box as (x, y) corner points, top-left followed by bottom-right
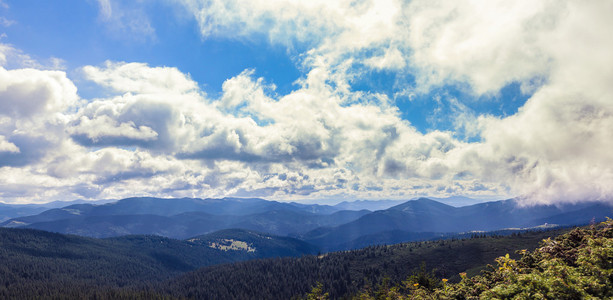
(0, 0), (612, 205)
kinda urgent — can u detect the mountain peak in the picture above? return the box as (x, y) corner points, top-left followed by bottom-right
(415, 197), (438, 202)
(390, 198), (454, 211)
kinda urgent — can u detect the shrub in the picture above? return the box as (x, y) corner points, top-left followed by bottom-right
(356, 218), (613, 299)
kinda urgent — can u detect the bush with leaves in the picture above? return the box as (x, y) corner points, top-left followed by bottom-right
(355, 218), (613, 299)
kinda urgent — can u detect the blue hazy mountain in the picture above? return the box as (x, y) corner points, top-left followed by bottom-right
(10, 209), (370, 239)
(2, 197), (611, 252)
(0, 197), (366, 238)
(333, 199), (406, 211)
(1, 197), (338, 224)
(301, 198), (613, 251)
(0, 199), (116, 222)
(428, 195), (483, 207)
(0, 203), (51, 222)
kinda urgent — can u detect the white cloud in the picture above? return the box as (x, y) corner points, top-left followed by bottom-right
(0, 67), (78, 172)
(405, 0), (613, 204)
(69, 115), (159, 144)
(178, 0), (407, 77)
(178, 0), (343, 47)
(82, 61), (199, 94)
(97, 0), (112, 20)
(0, 66), (78, 118)
(0, 44), (38, 68)
(0, 43), (66, 70)
(63, 61), (473, 201)
(0, 135), (18, 153)
(364, 47), (406, 71)
(1, 1), (612, 206)
(406, 0), (559, 94)
(218, 69), (273, 112)
(473, 85), (613, 204)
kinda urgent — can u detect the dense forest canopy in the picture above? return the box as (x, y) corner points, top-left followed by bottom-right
(0, 225), (581, 299)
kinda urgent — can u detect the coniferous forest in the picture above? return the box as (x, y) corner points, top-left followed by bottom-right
(3, 224), (600, 299)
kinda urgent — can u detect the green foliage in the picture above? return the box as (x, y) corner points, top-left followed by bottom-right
(356, 219), (613, 299)
(307, 282), (330, 300)
(402, 263), (441, 291)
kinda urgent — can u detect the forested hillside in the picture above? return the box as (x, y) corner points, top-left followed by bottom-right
(0, 227), (316, 299)
(3, 223), (607, 299)
(158, 228), (568, 299)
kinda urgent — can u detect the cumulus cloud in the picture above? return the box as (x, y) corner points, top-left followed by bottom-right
(406, 0), (613, 204)
(59, 60), (470, 201)
(405, 1), (558, 94)
(364, 47), (406, 71)
(174, 0), (613, 205)
(0, 135), (18, 153)
(473, 87), (613, 204)
(1, 1), (612, 206)
(0, 65), (78, 169)
(82, 61), (199, 94)
(70, 115), (159, 145)
(0, 67), (77, 117)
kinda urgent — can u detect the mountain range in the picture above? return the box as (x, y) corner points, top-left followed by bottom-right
(2, 197), (611, 251)
(299, 198), (613, 250)
(1, 197), (368, 239)
(0, 199), (115, 222)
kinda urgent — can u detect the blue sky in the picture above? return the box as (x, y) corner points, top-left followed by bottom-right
(0, 0), (611, 205)
(2, 1), (302, 95)
(1, 0), (529, 133)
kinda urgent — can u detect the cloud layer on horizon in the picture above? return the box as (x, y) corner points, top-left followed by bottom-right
(0, 0), (612, 205)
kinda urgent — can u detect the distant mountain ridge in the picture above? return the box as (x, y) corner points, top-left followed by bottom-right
(333, 199), (405, 211)
(0, 199), (115, 222)
(2, 196), (611, 252)
(1, 197), (368, 239)
(300, 197), (613, 250)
